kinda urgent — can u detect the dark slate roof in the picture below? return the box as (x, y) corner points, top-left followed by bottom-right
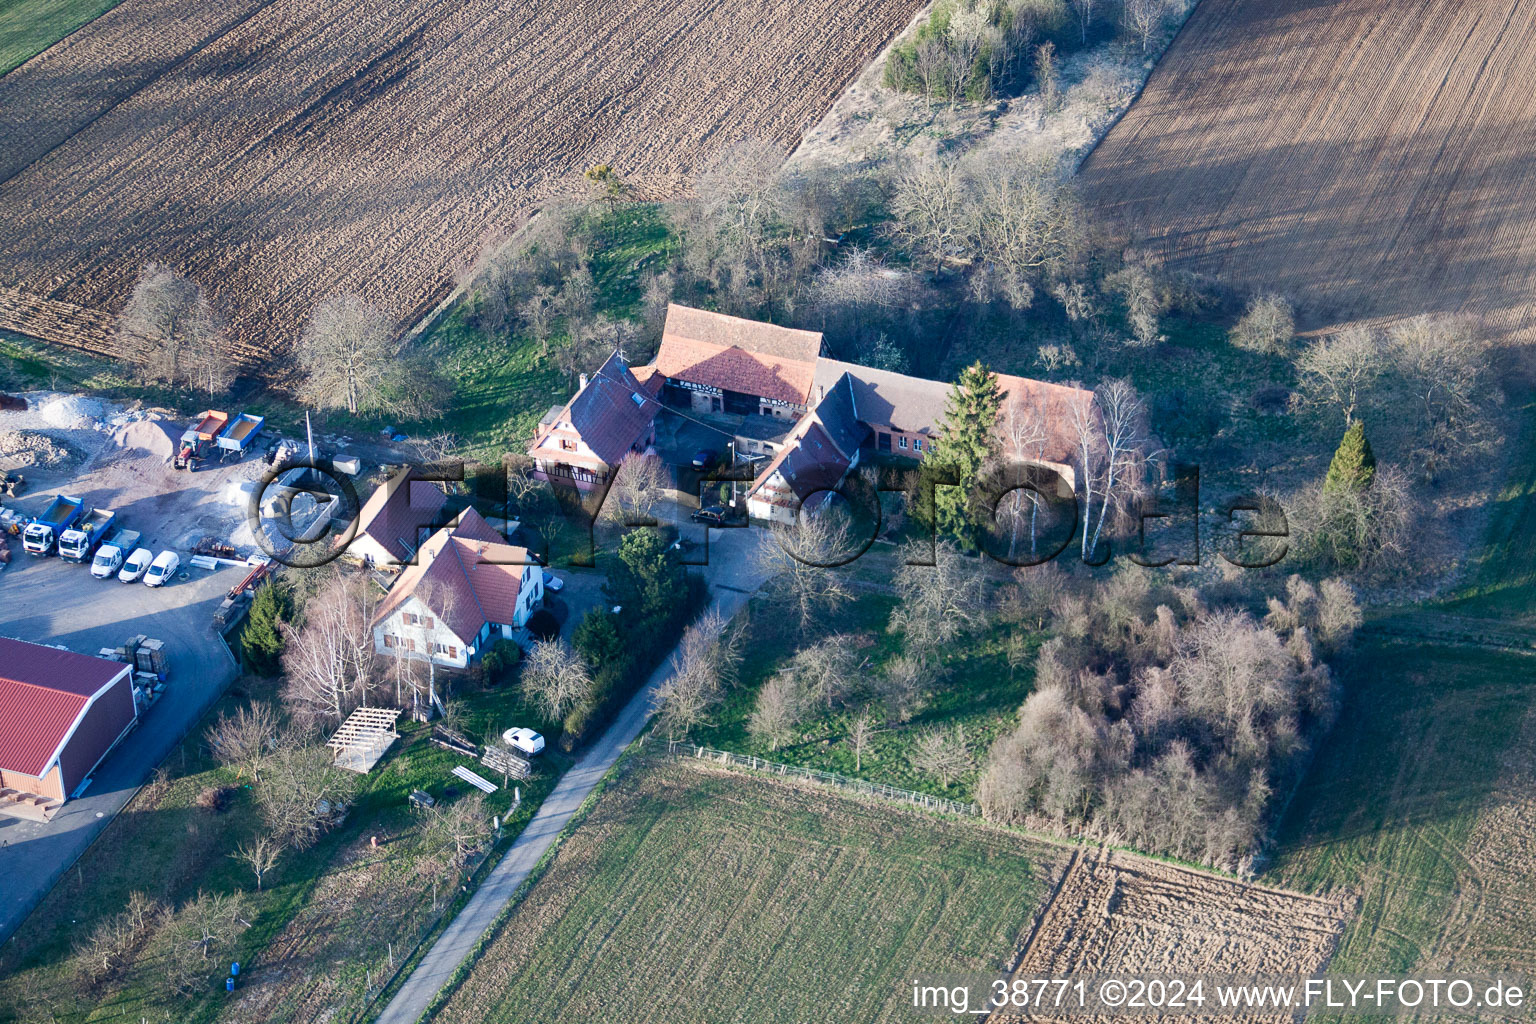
(809, 373), (869, 461)
(561, 351), (661, 465)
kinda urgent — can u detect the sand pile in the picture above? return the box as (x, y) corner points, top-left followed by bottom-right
(39, 394), (104, 428)
(0, 429), (73, 466)
(115, 418), (177, 460)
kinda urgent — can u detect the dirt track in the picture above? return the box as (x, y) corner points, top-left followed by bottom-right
(0, 0), (922, 366)
(1078, 0), (1536, 343)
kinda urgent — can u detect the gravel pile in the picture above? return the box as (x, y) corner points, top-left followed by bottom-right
(0, 429), (73, 466)
(39, 394), (104, 428)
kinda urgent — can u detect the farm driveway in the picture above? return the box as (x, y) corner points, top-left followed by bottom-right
(0, 552), (240, 944)
(374, 523), (766, 1024)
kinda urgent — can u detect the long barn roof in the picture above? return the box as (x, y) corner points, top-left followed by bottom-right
(0, 638), (131, 779)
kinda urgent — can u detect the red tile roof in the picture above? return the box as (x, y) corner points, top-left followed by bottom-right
(354, 467), (450, 562)
(655, 304), (821, 406)
(0, 639), (130, 778)
(374, 516), (534, 643)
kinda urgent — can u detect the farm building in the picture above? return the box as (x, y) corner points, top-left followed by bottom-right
(530, 351), (661, 490)
(746, 374), (867, 524)
(372, 507), (544, 669)
(346, 466), (451, 569)
(0, 638), (137, 819)
(747, 362), (1091, 521)
(638, 304), (823, 419)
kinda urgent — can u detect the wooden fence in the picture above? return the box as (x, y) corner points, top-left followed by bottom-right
(665, 740), (980, 818)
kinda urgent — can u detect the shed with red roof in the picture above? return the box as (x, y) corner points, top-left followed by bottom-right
(0, 638), (136, 818)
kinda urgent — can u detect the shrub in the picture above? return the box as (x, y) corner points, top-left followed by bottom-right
(1230, 294), (1295, 355)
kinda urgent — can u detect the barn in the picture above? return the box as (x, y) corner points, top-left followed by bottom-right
(0, 638), (138, 820)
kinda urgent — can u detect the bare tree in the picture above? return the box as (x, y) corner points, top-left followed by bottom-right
(1069, 379), (1151, 561)
(519, 284), (558, 357)
(694, 139), (786, 241)
(652, 608), (744, 738)
(892, 157), (969, 274)
(875, 653), (931, 723)
(601, 452), (668, 525)
(748, 672), (805, 751)
(1293, 326), (1386, 428)
(280, 572), (381, 725)
(258, 739), (356, 851)
(1230, 294), (1295, 355)
(755, 508), (857, 633)
(911, 724), (974, 789)
(1034, 41), (1060, 111)
(233, 834), (282, 891)
(1385, 314), (1496, 477)
(297, 294), (401, 415)
(1121, 0), (1168, 52)
(785, 635), (860, 710)
(424, 792), (492, 870)
(117, 263), (225, 388)
(1068, 0), (1097, 41)
(847, 711), (876, 772)
(521, 639), (593, 722)
(890, 541), (990, 653)
(995, 398), (1050, 561)
(969, 161), (1085, 294)
(205, 702), (279, 782)
(1106, 264), (1164, 346)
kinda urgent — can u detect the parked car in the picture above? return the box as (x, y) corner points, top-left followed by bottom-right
(118, 547), (155, 583)
(541, 570), (564, 593)
(143, 550), (180, 587)
(691, 449), (718, 470)
(691, 505), (729, 525)
(502, 727), (545, 756)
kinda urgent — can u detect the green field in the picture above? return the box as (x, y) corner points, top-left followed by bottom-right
(435, 759), (1066, 1024)
(0, 0), (117, 75)
(686, 585), (1036, 799)
(1267, 426), (1536, 980)
(1267, 639), (1532, 974)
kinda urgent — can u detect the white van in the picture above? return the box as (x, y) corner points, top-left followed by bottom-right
(143, 550), (180, 587)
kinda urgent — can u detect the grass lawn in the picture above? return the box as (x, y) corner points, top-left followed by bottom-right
(687, 588), (1037, 799)
(1267, 422), (1536, 979)
(0, 0), (117, 75)
(434, 758), (1067, 1024)
(0, 676), (568, 1024)
(1266, 638), (1533, 975)
(297, 203), (674, 464)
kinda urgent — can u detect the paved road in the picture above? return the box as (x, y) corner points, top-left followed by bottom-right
(375, 522), (765, 1024)
(0, 552), (240, 944)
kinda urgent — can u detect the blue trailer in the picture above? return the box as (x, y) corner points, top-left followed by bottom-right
(217, 413), (265, 461)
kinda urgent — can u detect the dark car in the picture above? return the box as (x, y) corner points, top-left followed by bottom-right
(691, 449), (718, 470)
(691, 505), (728, 525)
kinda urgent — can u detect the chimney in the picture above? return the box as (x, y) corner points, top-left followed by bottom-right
(579, 373), (589, 390)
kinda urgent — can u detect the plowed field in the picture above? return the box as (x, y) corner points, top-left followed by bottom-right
(1078, 0), (1536, 342)
(993, 849), (1353, 1023)
(0, 0), (921, 365)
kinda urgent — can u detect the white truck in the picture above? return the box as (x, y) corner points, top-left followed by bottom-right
(91, 529), (143, 579)
(59, 508), (117, 563)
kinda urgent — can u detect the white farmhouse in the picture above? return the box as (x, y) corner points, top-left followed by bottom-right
(372, 508), (543, 669)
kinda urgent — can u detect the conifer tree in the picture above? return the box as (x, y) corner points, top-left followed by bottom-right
(241, 581), (290, 675)
(1324, 420), (1376, 493)
(925, 361), (1004, 543)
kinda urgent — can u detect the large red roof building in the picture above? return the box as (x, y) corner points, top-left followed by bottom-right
(0, 638), (137, 819)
